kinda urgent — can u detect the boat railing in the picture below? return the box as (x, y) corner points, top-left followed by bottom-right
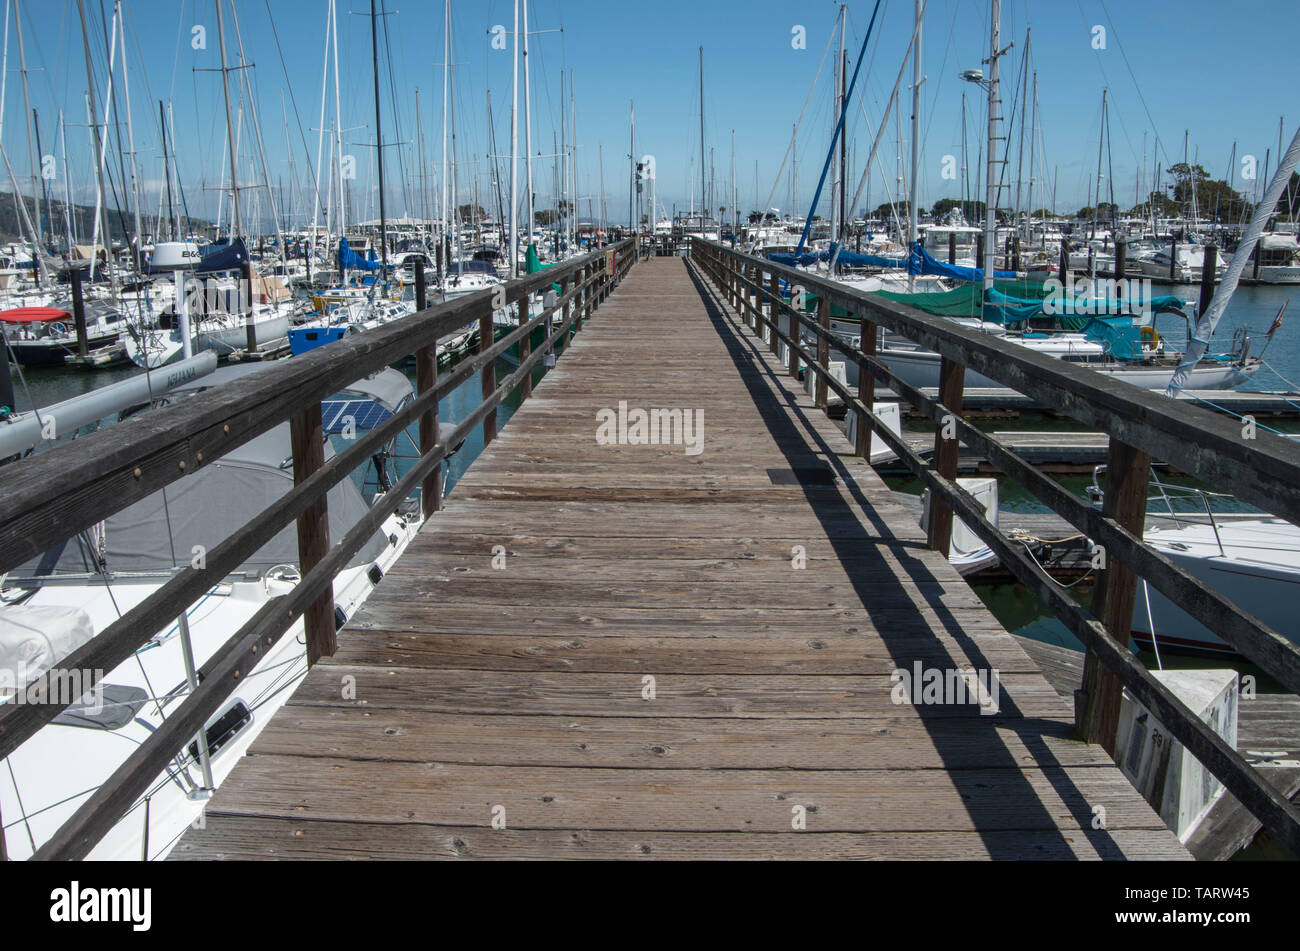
(1091, 464), (1240, 556)
(0, 237), (639, 860)
(692, 237), (1300, 858)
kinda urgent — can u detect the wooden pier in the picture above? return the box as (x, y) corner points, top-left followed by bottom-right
(7, 237), (1299, 862)
(174, 255), (1189, 860)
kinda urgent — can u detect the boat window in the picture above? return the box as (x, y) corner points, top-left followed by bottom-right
(187, 700), (253, 761)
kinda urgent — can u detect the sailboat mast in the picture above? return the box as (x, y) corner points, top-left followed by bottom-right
(214, 0), (241, 240)
(628, 101), (634, 229)
(113, 0), (143, 271)
(440, 0), (450, 271)
(508, 0), (518, 276)
(982, 0), (1001, 297)
(370, 0), (387, 269)
(699, 46), (705, 227)
(523, 0), (533, 247)
(61, 110), (76, 246)
(13, 1), (41, 250)
(570, 69), (576, 250)
(1026, 69), (1037, 242)
(831, 8), (842, 249)
(332, 0), (345, 236)
(1092, 89), (1106, 244)
(907, 0), (921, 287)
(560, 69), (566, 246)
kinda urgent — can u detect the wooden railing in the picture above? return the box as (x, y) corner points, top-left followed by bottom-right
(0, 238), (639, 860)
(691, 237), (1300, 857)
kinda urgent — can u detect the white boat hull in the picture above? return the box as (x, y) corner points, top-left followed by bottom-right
(1132, 518), (1300, 655)
(842, 345), (1257, 392)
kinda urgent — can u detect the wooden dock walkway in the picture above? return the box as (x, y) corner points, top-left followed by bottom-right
(174, 256), (1189, 860)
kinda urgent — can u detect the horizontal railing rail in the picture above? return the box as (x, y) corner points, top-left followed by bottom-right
(691, 237), (1300, 858)
(0, 238), (638, 860)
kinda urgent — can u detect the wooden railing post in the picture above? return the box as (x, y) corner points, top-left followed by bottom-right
(241, 260), (258, 354)
(480, 299), (497, 446)
(582, 263), (594, 323)
(290, 403), (334, 663)
(788, 289), (801, 381)
(517, 289), (532, 401)
(768, 272), (780, 355)
(561, 274), (573, 346)
(414, 258), (441, 517)
(746, 266), (759, 330)
(857, 315), (877, 457)
(815, 295), (830, 409)
(575, 265), (586, 331)
(926, 357), (966, 557)
(1079, 439), (1152, 753)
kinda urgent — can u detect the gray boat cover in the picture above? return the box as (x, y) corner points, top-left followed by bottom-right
(17, 424), (388, 579)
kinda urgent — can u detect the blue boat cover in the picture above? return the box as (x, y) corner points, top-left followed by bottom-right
(196, 237), (249, 273)
(338, 237), (380, 273)
(766, 241), (1017, 282)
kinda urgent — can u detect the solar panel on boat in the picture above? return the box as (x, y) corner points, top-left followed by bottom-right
(321, 399), (392, 434)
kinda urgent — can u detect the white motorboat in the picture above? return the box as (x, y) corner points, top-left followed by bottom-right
(1086, 472), (1300, 657)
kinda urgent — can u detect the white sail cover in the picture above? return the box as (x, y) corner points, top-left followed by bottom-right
(0, 605), (95, 690)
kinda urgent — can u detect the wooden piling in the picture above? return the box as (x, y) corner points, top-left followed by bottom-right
(414, 258), (441, 517)
(241, 260), (258, 354)
(857, 315), (877, 457)
(480, 298), (496, 446)
(1199, 246), (1218, 317)
(289, 404), (334, 663)
(69, 264), (89, 359)
(815, 296), (830, 409)
(1079, 438), (1152, 753)
(927, 357), (966, 558)
(768, 272), (780, 355)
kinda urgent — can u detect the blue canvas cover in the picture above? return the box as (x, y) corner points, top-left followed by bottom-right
(338, 237), (380, 273)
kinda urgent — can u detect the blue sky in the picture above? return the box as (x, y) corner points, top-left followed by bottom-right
(3, 0), (1295, 229)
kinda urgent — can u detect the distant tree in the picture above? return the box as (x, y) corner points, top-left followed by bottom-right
(534, 209), (557, 227)
(930, 197), (987, 222)
(1166, 162), (1252, 222)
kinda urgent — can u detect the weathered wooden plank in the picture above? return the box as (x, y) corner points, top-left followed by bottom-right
(197, 757), (1173, 832)
(288, 666), (1069, 719)
(249, 708), (1115, 770)
(327, 632), (1043, 674)
(172, 818), (1193, 861)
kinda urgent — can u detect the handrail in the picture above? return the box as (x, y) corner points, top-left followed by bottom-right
(0, 237), (639, 860)
(691, 237), (1300, 857)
